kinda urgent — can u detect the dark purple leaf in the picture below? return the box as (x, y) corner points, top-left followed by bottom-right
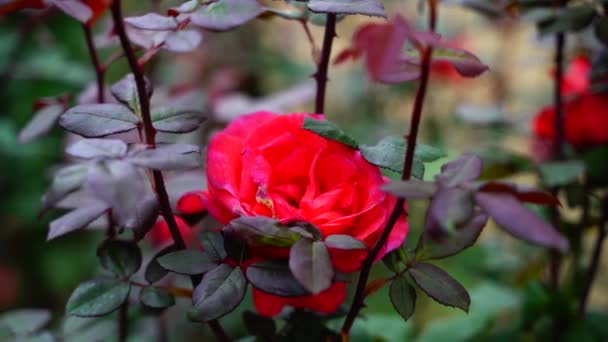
(59, 104), (140, 138)
(418, 211), (488, 260)
(140, 287), (175, 309)
(190, 0), (264, 31)
(389, 276), (416, 320)
(97, 240), (142, 278)
(151, 106), (206, 133)
(157, 250), (217, 275)
(430, 46), (489, 78)
(324, 234), (366, 250)
(225, 216), (301, 248)
(85, 161), (154, 228)
(245, 259), (309, 297)
(110, 74), (153, 114)
(19, 104), (64, 143)
(438, 154), (483, 186)
(289, 238), (334, 294)
(42, 164), (89, 212)
(164, 30), (203, 52)
(382, 180), (437, 199)
(307, 0), (386, 18)
(66, 278), (130, 317)
(47, 202), (109, 240)
(475, 192), (569, 252)
(199, 231), (227, 263)
(190, 264), (247, 322)
(124, 13), (179, 31)
(145, 245), (179, 284)
(286, 220), (322, 240)
(409, 263), (470, 312)
(50, 0), (92, 23)
(427, 187), (474, 233)
(128, 144), (201, 170)
(66, 139), (128, 159)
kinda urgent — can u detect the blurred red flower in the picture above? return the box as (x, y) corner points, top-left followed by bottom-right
(533, 55), (608, 147)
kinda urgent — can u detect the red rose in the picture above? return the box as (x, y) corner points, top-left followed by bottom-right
(0, 0), (111, 26)
(149, 215), (195, 248)
(181, 111), (408, 315)
(532, 55), (608, 148)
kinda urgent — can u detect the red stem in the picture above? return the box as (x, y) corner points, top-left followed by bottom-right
(82, 24), (105, 103)
(110, 2), (229, 341)
(314, 13), (336, 115)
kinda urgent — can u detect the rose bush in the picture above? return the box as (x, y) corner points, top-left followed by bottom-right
(533, 55), (608, 147)
(178, 111), (409, 316)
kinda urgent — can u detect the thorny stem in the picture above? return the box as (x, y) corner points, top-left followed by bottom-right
(314, 13), (336, 115)
(82, 24), (105, 103)
(341, 0), (437, 335)
(110, 2), (230, 341)
(341, 46), (433, 338)
(118, 302), (128, 342)
(578, 196), (608, 316)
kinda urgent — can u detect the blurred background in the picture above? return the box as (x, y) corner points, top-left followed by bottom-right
(1, 0), (606, 340)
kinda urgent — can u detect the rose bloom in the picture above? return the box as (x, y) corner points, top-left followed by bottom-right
(0, 0), (111, 25)
(179, 111), (409, 316)
(532, 55), (608, 148)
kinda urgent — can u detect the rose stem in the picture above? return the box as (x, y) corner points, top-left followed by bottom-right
(82, 24), (105, 103)
(110, 2), (230, 341)
(548, 23), (566, 340)
(341, 2), (436, 336)
(578, 195), (608, 316)
(118, 301), (128, 342)
(314, 13), (336, 115)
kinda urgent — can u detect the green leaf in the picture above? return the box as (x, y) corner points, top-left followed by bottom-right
(59, 104), (140, 138)
(189, 264), (247, 322)
(145, 245), (178, 284)
(97, 240), (142, 278)
(538, 5), (596, 35)
(66, 279), (130, 317)
(583, 146), (608, 186)
(289, 239), (334, 294)
(139, 287), (175, 310)
(409, 263), (470, 312)
(0, 309), (51, 335)
(225, 216), (302, 248)
(158, 250), (217, 275)
(389, 276), (416, 321)
(538, 160), (585, 187)
(190, 0), (264, 31)
(359, 136), (435, 177)
(302, 117), (359, 148)
(307, 0), (386, 18)
(151, 106), (206, 133)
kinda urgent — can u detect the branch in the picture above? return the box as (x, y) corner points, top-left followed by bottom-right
(578, 196), (608, 316)
(341, 46), (433, 338)
(82, 24), (105, 103)
(314, 13), (336, 115)
(110, 2), (230, 341)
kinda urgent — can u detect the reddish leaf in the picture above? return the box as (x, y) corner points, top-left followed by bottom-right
(0, 0), (46, 16)
(475, 192), (569, 252)
(478, 182), (560, 206)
